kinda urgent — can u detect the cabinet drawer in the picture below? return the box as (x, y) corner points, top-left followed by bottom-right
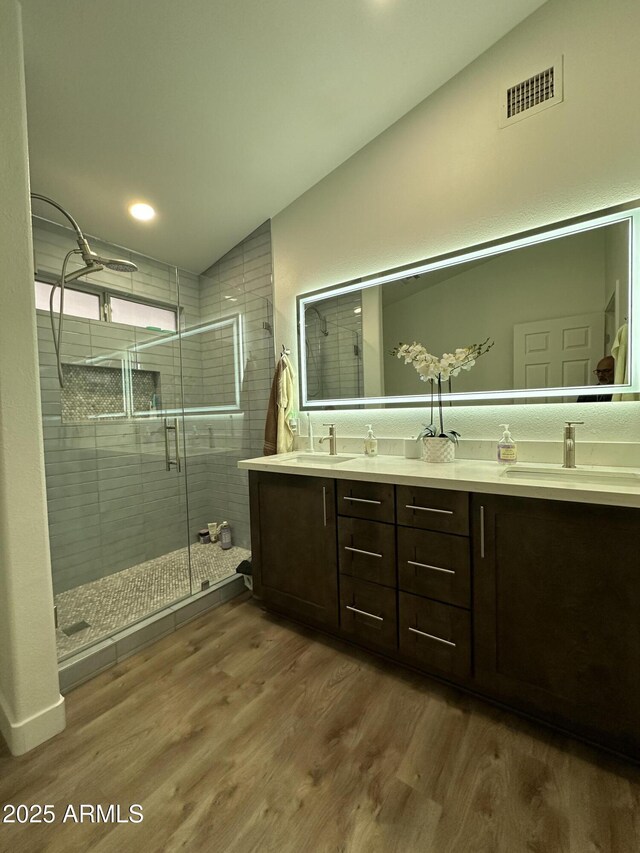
(338, 517), (396, 587)
(396, 485), (469, 534)
(339, 576), (398, 653)
(399, 592), (471, 679)
(337, 479), (395, 523)
(398, 528), (470, 607)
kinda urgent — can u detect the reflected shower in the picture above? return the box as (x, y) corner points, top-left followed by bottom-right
(306, 305), (328, 336)
(30, 193), (138, 387)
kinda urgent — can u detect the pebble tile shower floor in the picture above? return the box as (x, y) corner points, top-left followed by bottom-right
(55, 543), (250, 658)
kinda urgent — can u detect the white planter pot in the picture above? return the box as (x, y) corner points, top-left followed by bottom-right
(421, 437), (455, 463)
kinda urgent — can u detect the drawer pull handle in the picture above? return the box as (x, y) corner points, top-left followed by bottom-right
(346, 604), (383, 622)
(343, 496), (382, 505)
(345, 546), (383, 559)
(405, 504), (453, 515)
(407, 560), (455, 575)
(408, 626), (456, 647)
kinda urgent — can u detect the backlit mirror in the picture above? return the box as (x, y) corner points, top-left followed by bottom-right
(298, 201), (638, 407)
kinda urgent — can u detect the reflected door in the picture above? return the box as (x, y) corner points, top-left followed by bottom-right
(513, 312), (605, 402)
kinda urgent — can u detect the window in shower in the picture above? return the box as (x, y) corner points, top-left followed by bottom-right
(35, 280), (101, 320)
(35, 280), (177, 331)
(110, 296), (177, 331)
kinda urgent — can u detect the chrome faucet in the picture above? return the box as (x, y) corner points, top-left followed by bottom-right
(562, 421), (583, 468)
(319, 423), (337, 455)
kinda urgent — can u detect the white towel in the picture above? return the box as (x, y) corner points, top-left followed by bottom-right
(276, 354), (295, 453)
(611, 323), (639, 401)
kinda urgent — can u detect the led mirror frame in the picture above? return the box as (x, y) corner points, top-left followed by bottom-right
(298, 201), (638, 409)
(81, 313), (245, 417)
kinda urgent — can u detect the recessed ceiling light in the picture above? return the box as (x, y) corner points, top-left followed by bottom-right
(129, 202), (156, 221)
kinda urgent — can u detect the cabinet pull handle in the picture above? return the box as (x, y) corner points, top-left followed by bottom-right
(408, 626), (456, 647)
(343, 496), (382, 505)
(322, 486), (327, 527)
(405, 504), (453, 515)
(346, 605), (383, 622)
(480, 504), (485, 558)
(407, 560), (455, 575)
(345, 546), (383, 559)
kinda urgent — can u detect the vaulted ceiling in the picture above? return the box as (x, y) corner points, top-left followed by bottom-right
(21, 0), (547, 272)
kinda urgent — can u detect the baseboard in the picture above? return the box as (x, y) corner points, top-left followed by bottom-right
(0, 686), (65, 756)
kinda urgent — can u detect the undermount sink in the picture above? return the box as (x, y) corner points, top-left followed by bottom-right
(501, 465), (640, 487)
(286, 454), (357, 466)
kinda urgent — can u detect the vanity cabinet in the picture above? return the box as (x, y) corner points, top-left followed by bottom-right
(249, 471), (338, 629)
(473, 493), (640, 757)
(248, 469), (640, 759)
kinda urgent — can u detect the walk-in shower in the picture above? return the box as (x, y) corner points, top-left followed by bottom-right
(32, 211), (275, 665)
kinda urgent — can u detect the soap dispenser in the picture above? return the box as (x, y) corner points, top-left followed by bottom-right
(364, 424), (378, 457)
(497, 424), (517, 463)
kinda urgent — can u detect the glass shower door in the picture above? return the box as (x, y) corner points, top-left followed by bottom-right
(98, 311), (192, 621)
(82, 256), (193, 645)
(33, 216), (193, 658)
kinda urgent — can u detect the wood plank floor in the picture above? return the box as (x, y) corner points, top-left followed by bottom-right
(2, 594), (640, 853)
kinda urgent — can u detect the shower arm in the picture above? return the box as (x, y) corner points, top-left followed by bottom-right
(30, 192), (93, 258)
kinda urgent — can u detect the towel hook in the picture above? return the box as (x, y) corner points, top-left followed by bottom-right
(280, 344), (290, 358)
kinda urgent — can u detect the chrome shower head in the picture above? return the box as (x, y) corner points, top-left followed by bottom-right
(30, 193), (138, 275)
(86, 254), (138, 273)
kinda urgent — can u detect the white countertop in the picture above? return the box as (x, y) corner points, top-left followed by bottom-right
(238, 452), (640, 509)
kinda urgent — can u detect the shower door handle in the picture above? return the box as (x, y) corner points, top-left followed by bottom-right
(164, 418), (181, 472)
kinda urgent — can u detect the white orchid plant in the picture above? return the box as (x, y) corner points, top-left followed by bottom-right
(392, 338), (494, 442)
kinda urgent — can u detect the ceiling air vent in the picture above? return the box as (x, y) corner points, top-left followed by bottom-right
(500, 57), (563, 127)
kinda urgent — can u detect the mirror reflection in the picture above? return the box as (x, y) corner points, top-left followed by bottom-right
(300, 211), (634, 406)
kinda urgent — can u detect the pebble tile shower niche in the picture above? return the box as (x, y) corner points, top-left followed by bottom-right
(61, 363), (160, 422)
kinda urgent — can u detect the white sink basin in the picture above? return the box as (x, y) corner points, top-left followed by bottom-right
(501, 465), (640, 487)
(286, 454), (357, 466)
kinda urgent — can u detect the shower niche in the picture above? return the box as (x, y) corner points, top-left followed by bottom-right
(61, 362), (161, 423)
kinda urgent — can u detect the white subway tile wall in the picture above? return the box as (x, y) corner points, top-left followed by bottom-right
(34, 217), (274, 599)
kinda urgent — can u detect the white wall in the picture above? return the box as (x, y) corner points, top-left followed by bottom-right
(0, 0), (65, 755)
(383, 228), (607, 395)
(272, 0), (640, 444)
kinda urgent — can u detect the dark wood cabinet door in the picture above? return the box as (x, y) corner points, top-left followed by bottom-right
(397, 527), (470, 607)
(337, 479), (395, 522)
(338, 517), (396, 587)
(339, 576), (398, 653)
(473, 493), (640, 757)
(249, 471), (338, 629)
(399, 592), (471, 680)
(396, 485), (469, 534)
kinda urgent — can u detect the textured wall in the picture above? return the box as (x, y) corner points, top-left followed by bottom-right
(272, 0), (640, 444)
(0, 0), (64, 755)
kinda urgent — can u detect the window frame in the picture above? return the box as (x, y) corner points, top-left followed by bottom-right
(34, 275), (180, 330)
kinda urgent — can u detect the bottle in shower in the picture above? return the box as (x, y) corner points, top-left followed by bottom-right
(219, 521), (232, 550)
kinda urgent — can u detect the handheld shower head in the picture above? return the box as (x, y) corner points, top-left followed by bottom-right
(30, 193), (138, 275)
(31, 192), (140, 390)
(84, 253), (138, 273)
